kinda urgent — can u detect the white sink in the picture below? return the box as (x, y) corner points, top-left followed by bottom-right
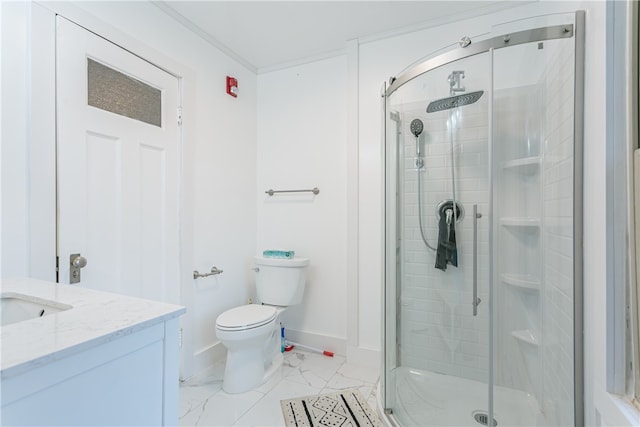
(1, 293), (72, 326)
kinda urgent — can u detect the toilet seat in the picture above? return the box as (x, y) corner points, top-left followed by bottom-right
(216, 304), (277, 332)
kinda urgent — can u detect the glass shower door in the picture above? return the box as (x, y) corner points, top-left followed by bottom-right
(491, 22), (578, 427)
(383, 51), (493, 427)
(382, 12), (582, 427)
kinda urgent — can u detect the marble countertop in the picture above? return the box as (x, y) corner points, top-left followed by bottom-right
(1, 277), (185, 378)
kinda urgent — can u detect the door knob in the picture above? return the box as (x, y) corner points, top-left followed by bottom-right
(70, 253), (87, 284)
(71, 255), (87, 269)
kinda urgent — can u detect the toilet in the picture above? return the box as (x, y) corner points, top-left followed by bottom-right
(215, 255), (309, 394)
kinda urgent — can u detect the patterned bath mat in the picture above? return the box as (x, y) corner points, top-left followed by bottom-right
(281, 389), (382, 427)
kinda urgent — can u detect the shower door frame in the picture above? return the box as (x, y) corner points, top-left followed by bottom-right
(381, 11), (585, 426)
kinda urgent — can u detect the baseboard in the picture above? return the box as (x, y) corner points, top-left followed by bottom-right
(277, 329), (380, 368)
(192, 341), (226, 378)
(284, 329), (347, 356)
(346, 345), (380, 368)
(188, 333), (380, 379)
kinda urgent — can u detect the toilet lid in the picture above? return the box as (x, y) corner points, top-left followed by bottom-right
(216, 304), (277, 331)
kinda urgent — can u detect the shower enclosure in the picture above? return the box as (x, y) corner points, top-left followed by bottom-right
(381, 12), (583, 427)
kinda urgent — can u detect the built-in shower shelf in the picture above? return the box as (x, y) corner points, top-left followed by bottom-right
(500, 217), (541, 228)
(502, 157), (541, 174)
(501, 274), (540, 291)
(511, 329), (540, 347)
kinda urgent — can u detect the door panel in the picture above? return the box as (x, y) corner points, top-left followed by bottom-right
(56, 16), (180, 305)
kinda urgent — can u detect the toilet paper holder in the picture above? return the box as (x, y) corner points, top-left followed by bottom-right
(193, 266), (223, 279)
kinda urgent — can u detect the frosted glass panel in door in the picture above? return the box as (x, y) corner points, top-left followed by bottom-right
(87, 58), (162, 127)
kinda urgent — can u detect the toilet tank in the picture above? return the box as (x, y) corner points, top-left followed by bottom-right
(254, 256), (309, 306)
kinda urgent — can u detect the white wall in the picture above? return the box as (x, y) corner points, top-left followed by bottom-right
(256, 56), (348, 352)
(1, 2), (29, 279)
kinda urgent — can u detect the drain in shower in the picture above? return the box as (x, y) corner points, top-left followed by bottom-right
(472, 411), (498, 426)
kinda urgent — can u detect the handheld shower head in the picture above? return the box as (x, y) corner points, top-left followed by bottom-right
(410, 119), (425, 167)
(410, 119), (424, 137)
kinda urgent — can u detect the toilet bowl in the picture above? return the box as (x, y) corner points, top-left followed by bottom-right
(215, 304), (281, 393)
(215, 256), (309, 394)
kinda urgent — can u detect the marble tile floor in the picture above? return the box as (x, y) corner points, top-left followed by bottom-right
(179, 348), (380, 427)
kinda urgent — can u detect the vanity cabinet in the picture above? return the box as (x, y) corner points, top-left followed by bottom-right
(1, 278), (184, 426)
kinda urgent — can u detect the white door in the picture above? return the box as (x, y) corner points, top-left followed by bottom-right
(56, 16), (181, 305)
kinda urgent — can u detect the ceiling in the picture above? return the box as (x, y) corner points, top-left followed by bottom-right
(157, 1), (527, 73)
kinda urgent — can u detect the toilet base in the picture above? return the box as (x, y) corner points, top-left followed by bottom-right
(222, 350), (284, 394)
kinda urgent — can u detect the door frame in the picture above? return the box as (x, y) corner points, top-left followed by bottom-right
(28, 2), (197, 380)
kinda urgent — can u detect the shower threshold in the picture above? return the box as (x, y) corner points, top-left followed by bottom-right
(390, 367), (548, 427)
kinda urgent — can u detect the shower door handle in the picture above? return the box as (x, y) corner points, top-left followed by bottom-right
(473, 205), (482, 316)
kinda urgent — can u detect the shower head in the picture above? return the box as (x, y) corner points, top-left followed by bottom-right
(426, 90), (484, 113)
(410, 118), (425, 162)
(410, 119), (424, 137)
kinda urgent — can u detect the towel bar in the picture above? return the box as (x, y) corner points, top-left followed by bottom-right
(265, 187), (320, 196)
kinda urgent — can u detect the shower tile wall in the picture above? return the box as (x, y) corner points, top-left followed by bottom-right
(399, 99), (490, 383)
(540, 40), (575, 427)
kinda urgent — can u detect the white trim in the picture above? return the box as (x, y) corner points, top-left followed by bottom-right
(347, 345), (380, 369)
(355, 2), (535, 48)
(232, 3), (530, 75)
(152, 1), (530, 76)
(633, 149), (640, 400)
(154, 0), (350, 75)
(595, 386), (640, 427)
(600, 1), (640, 425)
(26, 2), (57, 282)
(629, 0), (640, 404)
(284, 328), (347, 357)
(152, 1), (256, 74)
(346, 38), (360, 349)
(0, 0), (2, 279)
(605, 0), (633, 396)
(192, 341), (227, 381)
(257, 48), (347, 75)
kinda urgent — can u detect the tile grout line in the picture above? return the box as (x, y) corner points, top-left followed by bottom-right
(229, 384), (272, 426)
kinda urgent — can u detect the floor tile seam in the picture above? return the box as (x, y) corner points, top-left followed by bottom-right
(202, 386), (231, 404)
(331, 370), (379, 386)
(186, 398), (208, 427)
(227, 375), (286, 426)
(178, 384), (223, 422)
(319, 363), (344, 394)
(178, 399), (206, 422)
